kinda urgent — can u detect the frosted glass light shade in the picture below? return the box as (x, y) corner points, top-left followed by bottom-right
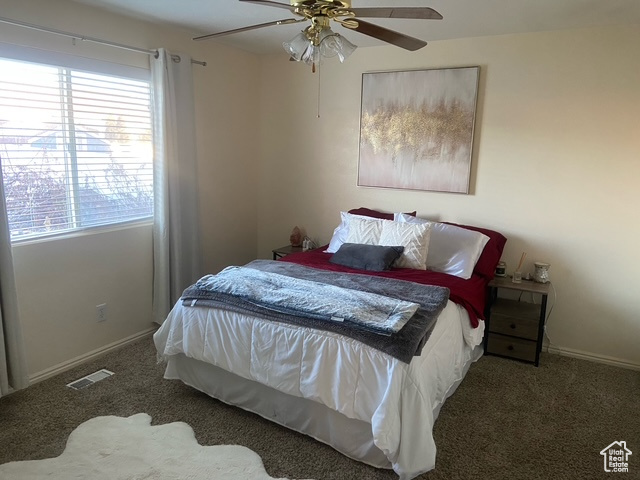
(301, 44), (320, 66)
(283, 32), (310, 62)
(321, 33), (357, 62)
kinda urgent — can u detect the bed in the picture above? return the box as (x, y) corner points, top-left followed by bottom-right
(154, 210), (506, 480)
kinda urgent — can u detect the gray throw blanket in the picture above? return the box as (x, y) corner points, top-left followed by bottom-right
(181, 260), (450, 363)
(192, 266), (419, 335)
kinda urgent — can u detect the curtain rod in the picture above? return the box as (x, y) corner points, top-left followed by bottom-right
(0, 16), (207, 66)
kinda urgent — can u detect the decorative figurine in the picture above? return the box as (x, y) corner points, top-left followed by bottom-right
(290, 226), (303, 247)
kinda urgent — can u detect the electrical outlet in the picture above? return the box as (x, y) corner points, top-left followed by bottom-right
(96, 303), (107, 322)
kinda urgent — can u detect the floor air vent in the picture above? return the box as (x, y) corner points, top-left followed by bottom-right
(67, 369), (114, 390)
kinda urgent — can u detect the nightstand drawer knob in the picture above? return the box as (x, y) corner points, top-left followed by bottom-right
(507, 345), (514, 351)
(510, 323), (516, 329)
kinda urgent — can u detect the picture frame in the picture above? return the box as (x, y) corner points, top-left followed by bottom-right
(358, 66), (480, 194)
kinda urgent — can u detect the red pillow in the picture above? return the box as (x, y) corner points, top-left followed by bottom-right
(348, 207), (416, 220)
(443, 222), (507, 279)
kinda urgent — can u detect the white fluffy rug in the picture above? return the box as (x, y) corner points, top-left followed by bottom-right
(0, 413), (305, 479)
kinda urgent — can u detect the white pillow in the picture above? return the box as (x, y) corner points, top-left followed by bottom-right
(396, 213), (489, 279)
(325, 212), (392, 253)
(378, 220), (431, 270)
(325, 211), (350, 253)
(345, 215), (384, 245)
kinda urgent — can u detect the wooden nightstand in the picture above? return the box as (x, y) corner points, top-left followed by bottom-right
(272, 245), (303, 260)
(484, 276), (551, 367)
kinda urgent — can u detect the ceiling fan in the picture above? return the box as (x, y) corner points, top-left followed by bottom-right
(194, 1), (443, 71)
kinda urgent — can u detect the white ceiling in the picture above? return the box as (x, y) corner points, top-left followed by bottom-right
(71, 0), (640, 55)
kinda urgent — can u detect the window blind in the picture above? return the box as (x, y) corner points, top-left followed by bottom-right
(0, 56), (153, 241)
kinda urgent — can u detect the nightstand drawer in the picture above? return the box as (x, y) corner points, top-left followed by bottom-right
(491, 298), (540, 320)
(486, 333), (537, 363)
(489, 313), (538, 341)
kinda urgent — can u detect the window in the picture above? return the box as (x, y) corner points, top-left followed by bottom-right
(0, 56), (153, 241)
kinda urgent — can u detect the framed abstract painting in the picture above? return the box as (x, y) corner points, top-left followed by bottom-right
(358, 66), (480, 194)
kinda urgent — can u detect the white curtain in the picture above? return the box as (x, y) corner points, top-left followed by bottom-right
(0, 164), (29, 396)
(151, 49), (202, 325)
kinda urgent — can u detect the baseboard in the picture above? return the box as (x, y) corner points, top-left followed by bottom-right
(29, 326), (158, 385)
(547, 345), (640, 371)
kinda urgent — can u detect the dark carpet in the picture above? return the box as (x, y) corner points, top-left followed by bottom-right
(0, 336), (638, 480)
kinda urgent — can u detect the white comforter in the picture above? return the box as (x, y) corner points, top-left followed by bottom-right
(154, 299), (483, 479)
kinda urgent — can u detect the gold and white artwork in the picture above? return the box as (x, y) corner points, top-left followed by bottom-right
(358, 67), (479, 193)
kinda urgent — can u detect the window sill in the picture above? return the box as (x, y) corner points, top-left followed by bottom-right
(11, 219), (153, 247)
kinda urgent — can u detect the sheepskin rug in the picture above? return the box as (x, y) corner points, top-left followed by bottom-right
(0, 413), (303, 479)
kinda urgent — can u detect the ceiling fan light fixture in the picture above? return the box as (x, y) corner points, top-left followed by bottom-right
(284, 26), (357, 70)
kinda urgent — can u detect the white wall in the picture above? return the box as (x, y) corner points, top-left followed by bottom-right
(12, 226), (153, 376)
(257, 25), (640, 367)
(1, 0), (261, 377)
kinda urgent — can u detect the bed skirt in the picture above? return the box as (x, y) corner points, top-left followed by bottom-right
(162, 343), (483, 472)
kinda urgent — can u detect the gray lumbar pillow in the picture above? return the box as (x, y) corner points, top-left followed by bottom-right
(330, 243), (405, 272)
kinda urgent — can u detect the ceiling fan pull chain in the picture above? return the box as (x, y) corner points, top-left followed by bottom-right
(316, 61), (321, 118)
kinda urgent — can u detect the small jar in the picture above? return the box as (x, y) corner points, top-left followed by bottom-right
(495, 261), (507, 277)
(533, 262), (550, 283)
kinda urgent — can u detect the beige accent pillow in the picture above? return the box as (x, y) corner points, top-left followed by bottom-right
(378, 220), (431, 270)
(345, 215), (384, 245)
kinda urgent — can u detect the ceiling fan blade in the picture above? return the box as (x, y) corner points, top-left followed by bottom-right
(350, 7), (443, 20)
(238, 0), (297, 10)
(193, 18), (302, 41)
(348, 19), (427, 51)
